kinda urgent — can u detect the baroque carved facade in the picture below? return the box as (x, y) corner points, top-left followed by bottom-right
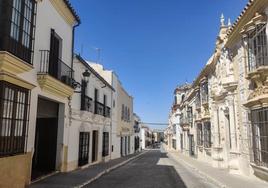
(167, 0), (268, 181)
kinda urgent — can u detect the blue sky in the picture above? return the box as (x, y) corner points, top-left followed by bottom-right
(70, 0), (248, 129)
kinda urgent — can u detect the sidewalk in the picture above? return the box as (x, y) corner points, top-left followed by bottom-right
(167, 150), (268, 188)
(30, 151), (145, 188)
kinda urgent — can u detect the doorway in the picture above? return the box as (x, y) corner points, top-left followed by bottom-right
(180, 134), (183, 151)
(92, 130), (98, 162)
(189, 134), (194, 156)
(31, 98), (59, 180)
(78, 132), (90, 166)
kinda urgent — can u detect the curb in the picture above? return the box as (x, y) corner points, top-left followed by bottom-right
(167, 152), (228, 188)
(75, 151), (148, 188)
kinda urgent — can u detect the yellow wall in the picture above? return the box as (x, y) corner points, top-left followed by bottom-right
(0, 153), (32, 188)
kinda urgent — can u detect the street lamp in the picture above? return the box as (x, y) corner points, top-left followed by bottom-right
(82, 69), (91, 83)
(73, 69), (91, 92)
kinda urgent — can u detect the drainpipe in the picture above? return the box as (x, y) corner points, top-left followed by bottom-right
(110, 74), (114, 160)
(71, 22), (80, 79)
(65, 21), (80, 170)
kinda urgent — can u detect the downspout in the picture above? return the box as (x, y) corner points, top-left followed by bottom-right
(66, 21), (80, 170)
(110, 73), (114, 160)
(71, 21), (80, 79)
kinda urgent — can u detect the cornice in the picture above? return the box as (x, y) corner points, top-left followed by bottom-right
(49, 0), (78, 26)
(37, 74), (74, 98)
(225, 0), (268, 47)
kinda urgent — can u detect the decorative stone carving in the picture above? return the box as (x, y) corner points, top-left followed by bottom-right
(248, 85), (268, 100)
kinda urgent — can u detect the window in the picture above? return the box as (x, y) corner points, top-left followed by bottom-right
(248, 24), (268, 72)
(251, 108), (268, 168)
(103, 94), (106, 116)
(0, 0), (36, 63)
(195, 90), (201, 109)
(103, 95), (107, 106)
(121, 104), (124, 120)
(121, 104), (129, 122)
(102, 132), (109, 157)
(80, 79), (91, 112)
(174, 95), (177, 104)
(78, 132), (90, 166)
(187, 107), (193, 125)
(0, 81), (30, 157)
(181, 94), (185, 102)
(201, 81), (208, 104)
(204, 122), (212, 148)
(94, 89), (99, 114)
(10, 0), (22, 41)
(127, 108), (130, 121)
(172, 139), (176, 150)
(197, 123), (203, 146)
(124, 106), (127, 121)
(21, 0), (33, 48)
(113, 100), (115, 108)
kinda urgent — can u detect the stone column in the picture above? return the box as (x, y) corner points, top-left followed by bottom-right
(212, 103), (221, 147)
(227, 96), (237, 151)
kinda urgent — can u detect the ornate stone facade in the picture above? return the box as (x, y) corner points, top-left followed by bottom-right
(166, 0), (268, 181)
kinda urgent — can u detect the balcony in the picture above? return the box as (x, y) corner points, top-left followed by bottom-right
(180, 116), (192, 130)
(95, 101), (104, 116)
(81, 98), (111, 118)
(105, 106), (111, 118)
(195, 99), (201, 110)
(201, 94), (209, 106)
(39, 50), (73, 86)
(37, 50), (74, 98)
(81, 95), (93, 112)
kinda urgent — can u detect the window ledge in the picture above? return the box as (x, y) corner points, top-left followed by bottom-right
(0, 51), (33, 74)
(247, 66), (268, 80)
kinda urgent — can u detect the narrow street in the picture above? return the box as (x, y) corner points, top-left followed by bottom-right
(84, 147), (216, 188)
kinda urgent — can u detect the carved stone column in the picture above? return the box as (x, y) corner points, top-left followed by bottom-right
(212, 103), (220, 147)
(226, 95), (237, 151)
(211, 102), (224, 168)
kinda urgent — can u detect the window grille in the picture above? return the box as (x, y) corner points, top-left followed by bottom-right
(78, 132), (90, 166)
(197, 123), (203, 146)
(195, 91), (201, 109)
(0, 0), (36, 63)
(251, 107), (268, 168)
(0, 81), (30, 157)
(248, 24), (268, 72)
(102, 132), (109, 157)
(201, 81), (209, 104)
(204, 122), (212, 148)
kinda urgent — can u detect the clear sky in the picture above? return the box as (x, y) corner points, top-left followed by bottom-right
(70, 0), (248, 129)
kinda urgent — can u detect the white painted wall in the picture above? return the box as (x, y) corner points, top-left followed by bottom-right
(21, 1), (75, 173)
(64, 57), (113, 171)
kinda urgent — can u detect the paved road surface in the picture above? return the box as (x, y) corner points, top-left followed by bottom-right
(84, 148), (217, 188)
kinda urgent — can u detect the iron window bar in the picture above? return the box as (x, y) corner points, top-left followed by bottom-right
(0, 81), (30, 157)
(247, 24), (268, 72)
(251, 107), (268, 168)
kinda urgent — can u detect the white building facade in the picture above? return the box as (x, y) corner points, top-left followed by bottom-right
(89, 63), (135, 159)
(0, 0), (80, 186)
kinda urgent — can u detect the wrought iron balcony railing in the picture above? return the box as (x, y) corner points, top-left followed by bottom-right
(196, 99), (201, 109)
(39, 50), (74, 87)
(105, 106), (111, 118)
(201, 94), (209, 105)
(81, 95), (93, 112)
(95, 101), (104, 116)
